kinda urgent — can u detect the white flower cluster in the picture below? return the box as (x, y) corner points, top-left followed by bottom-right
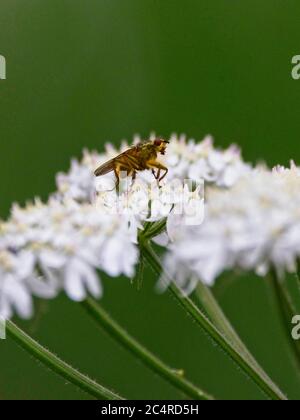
(56, 134), (251, 203)
(164, 134), (251, 188)
(0, 199), (138, 319)
(162, 163), (300, 294)
(0, 133), (262, 319)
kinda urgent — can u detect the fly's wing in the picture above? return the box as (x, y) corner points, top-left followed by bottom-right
(94, 158), (116, 176)
(94, 146), (139, 177)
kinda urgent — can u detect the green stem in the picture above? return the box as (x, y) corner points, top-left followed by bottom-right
(196, 282), (273, 383)
(140, 240), (287, 401)
(7, 320), (123, 400)
(143, 218), (167, 240)
(269, 271), (300, 371)
(145, 221), (265, 370)
(197, 281), (243, 348)
(82, 298), (213, 400)
(295, 262), (300, 292)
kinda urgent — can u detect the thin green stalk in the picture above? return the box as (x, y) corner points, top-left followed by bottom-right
(143, 218), (167, 240)
(146, 220), (269, 375)
(140, 240), (287, 401)
(131, 253), (145, 289)
(7, 320), (123, 400)
(269, 271), (300, 371)
(197, 281), (244, 348)
(82, 298), (213, 400)
(196, 282), (274, 384)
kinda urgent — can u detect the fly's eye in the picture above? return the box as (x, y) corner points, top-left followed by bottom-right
(154, 139), (162, 146)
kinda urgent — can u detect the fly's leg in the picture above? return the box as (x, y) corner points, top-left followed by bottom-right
(131, 170), (137, 188)
(118, 166), (136, 192)
(114, 166), (120, 194)
(151, 169), (161, 180)
(103, 165), (120, 192)
(149, 161), (168, 188)
(151, 169), (157, 179)
(159, 168), (168, 182)
(151, 168), (160, 186)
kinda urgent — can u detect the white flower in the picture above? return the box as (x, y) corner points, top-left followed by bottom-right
(63, 256), (102, 302)
(0, 250), (34, 319)
(0, 134), (253, 318)
(0, 196), (140, 318)
(56, 158), (95, 202)
(56, 134), (251, 204)
(166, 183), (205, 242)
(99, 232), (139, 278)
(162, 165), (300, 293)
(164, 134), (251, 187)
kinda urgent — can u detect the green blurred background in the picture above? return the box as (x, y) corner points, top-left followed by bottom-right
(1, 0), (300, 400)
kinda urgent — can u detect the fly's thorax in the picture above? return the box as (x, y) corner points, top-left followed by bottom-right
(140, 144), (157, 161)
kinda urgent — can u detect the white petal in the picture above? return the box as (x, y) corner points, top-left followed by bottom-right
(64, 260), (86, 301)
(15, 251), (35, 280)
(4, 275), (33, 319)
(64, 258), (102, 301)
(39, 249), (66, 269)
(153, 232), (169, 247)
(100, 237), (125, 277)
(27, 271), (59, 299)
